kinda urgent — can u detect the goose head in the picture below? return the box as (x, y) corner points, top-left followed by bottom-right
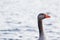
(38, 13), (50, 20)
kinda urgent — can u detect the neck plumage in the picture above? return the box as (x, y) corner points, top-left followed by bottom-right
(38, 19), (44, 37)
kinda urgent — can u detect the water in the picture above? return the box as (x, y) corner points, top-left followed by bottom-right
(0, 0), (60, 40)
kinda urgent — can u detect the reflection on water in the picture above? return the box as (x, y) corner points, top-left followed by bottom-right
(0, 38), (21, 40)
(0, 28), (20, 32)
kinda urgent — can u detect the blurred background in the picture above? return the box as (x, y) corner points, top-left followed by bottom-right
(0, 0), (60, 40)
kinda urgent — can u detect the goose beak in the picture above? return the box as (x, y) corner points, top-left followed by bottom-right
(45, 14), (51, 18)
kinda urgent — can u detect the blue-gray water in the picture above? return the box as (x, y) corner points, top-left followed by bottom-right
(0, 0), (60, 40)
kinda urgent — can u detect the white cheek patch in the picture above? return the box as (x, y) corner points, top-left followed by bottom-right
(39, 15), (44, 19)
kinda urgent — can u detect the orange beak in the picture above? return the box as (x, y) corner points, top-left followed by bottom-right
(45, 14), (51, 18)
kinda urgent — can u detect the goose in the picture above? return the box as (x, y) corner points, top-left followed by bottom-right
(38, 13), (50, 40)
